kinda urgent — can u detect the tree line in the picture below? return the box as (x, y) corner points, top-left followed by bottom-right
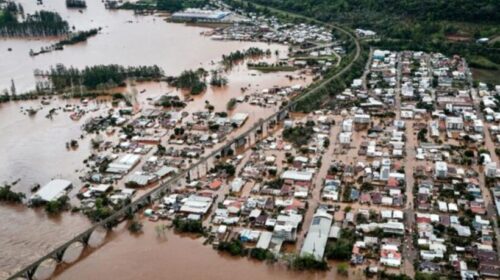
(37, 64), (164, 91)
(246, 0), (499, 24)
(222, 47), (271, 68)
(118, 0), (209, 12)
(31, 28), (101, 56)
(0, 7), (69, 37)
(66, 0), (87, 9)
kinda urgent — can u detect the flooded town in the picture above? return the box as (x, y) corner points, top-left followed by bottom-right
(1, 0), (499, 280)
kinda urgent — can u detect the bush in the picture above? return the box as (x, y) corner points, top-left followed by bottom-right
(325, 229), (355, 260)
(0, 185), (25, 203)
(227, 98), (237, 110)
(172, 217), (204, 234)
(283, 125), (314, 147)
(84, 197), (115, 222)
(337, 262), (349, 276)
(289, 254), (328, 271)
(217, 239), (247, 256)
(128, 219), (143, 234)
(44, 195), (70, 215)
(249, 248), (275, 261)
(210, 163), (236, 176)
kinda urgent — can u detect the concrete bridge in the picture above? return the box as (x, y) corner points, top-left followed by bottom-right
(8, 13), (361, 280)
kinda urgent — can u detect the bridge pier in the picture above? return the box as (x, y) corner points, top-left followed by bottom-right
(80, 231), (92, 245)
(54, 247), (67, 263)
(25, 266), (37, 280)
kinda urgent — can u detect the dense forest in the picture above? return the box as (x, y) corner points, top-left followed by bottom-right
(156, 0), (209, 12)
(248, 0), (499, 24)
(227, 0), (499, 80)
(38, 64), (164, 91)
(0, 2), (69, 37)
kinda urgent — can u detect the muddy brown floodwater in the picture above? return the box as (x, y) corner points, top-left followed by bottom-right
(0, 1), (317, 279)
(53, 222), (355, 280)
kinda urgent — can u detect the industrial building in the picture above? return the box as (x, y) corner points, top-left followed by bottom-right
(300, 209), (333, 260)
(171, 9), (231, 22)
(31, 179), (72, 202)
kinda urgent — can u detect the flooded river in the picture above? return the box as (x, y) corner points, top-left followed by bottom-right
(0, 1), (315, 279)
(53, 222), (356, 280)
(1, 0), (285, 92)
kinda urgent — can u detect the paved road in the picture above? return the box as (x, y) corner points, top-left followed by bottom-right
(468, 60), (500, 259)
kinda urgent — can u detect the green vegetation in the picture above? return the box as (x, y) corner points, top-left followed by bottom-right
(172, 217), (204, 233)
(222, 48), (270, 68)
(417, 128), (428, 142)
(210, 163), (236, 176)
(66, 0), (87, 8)
(294, 48), (368, 112)
(380, 272), (413, 280)
(42, 64), (164, 91)
(210, 70), (228, 87)
(230, 0), (499, 84)
(337, 262), (349, 276)
(245, 0), (499, 24)
(0, 7), (69, 37)
(157, 0), (209, 12)
(83, 197), (117, 222)
(472, 68), (500, 85)
(249, 248), (276, 261)
(325, 229), (355, 260)
(217, 239), (247, 256)
(282, 123), (314, 147)
(56, 28), (99, 47)
(247, 62), (297, 73)
(226, 98), (237, 110)
(289, 254), (329, 271)
(169, 69), (207, 95)
(44, 195), (70, 215)
(118, 0), (209, 11)
(414, 272), (442, 280)
(128, 219), (144, 233)
(155, 95), (186, 108)
(0, 185), (25, 203)
(31, 28), (101, 56)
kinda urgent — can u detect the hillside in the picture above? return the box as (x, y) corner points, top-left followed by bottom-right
(249, 0), (499, 23)
(237, 0), (500, 84)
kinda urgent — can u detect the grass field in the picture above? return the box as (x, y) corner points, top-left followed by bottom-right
(472, 68), (500, 85)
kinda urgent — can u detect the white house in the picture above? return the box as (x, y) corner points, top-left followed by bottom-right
(435, 161), (448, 179)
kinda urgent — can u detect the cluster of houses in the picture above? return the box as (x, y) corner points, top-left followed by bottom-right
(330, 49), (500, 277)
(149, 113), (334, 256)
(209, 16), (332, 44)
(71, 92), (255, 211)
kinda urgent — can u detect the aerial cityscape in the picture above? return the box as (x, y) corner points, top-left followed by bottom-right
(0, 0), (499, 279)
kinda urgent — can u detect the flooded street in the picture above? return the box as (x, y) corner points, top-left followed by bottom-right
(0, 1), (313, 279)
